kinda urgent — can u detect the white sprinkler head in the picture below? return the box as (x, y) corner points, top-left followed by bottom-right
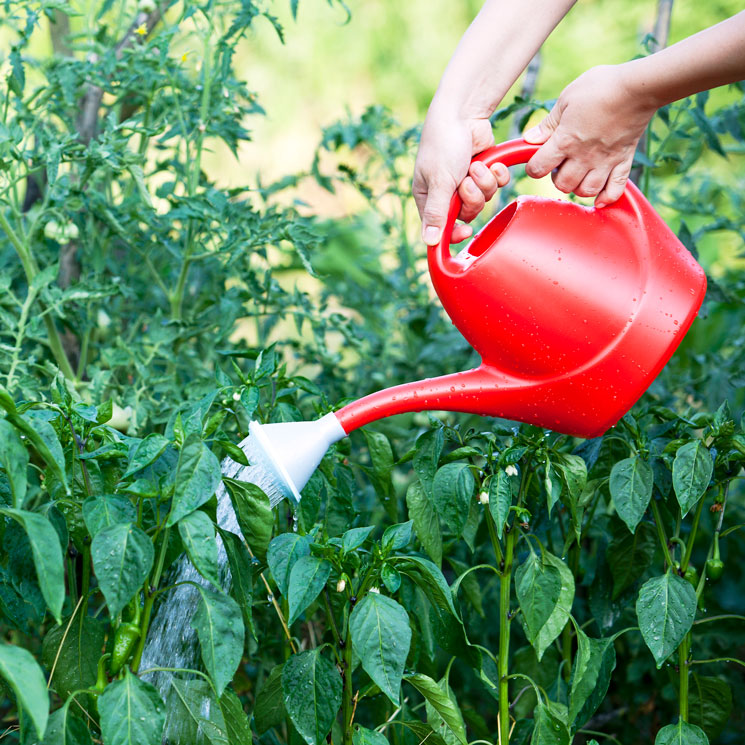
(243, 412), (347, 506)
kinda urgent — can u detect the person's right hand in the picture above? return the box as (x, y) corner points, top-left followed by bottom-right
(523, 65), (656, 206)
(413, 111), (510, 246)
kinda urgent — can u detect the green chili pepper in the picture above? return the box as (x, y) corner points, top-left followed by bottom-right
(109, 595), (142, 675)
(110, 623), (140, 675)
(706, 534), (725, 583)
(684, 565), (699, 588)
(92, 653), (111, 698)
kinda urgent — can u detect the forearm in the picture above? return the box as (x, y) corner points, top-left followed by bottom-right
(429, 0), (578, 120)
(620, 11), (745, 109)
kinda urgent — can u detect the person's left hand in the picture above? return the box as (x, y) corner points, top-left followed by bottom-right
(523, 64), (657, 206)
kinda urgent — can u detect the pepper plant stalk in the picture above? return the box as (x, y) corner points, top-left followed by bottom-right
(131, 525), (171, 673)
(498, 522), (517, 745)
(679, 633), (690, 721)
(498, 461), (530, 745)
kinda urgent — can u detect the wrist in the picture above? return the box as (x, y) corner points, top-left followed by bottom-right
(616, 58), (673, 113)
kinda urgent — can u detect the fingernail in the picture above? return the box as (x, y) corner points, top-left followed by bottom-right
(466, 180), (479, 195)
(423, 225), (441, 244)
(523, 126), (541, 142)
(595, 200), (607, 209)
(472, 161), (487, 176)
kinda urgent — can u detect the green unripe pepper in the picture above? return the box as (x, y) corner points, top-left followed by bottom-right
(706, 534), (725, 583)
(91, 653), (111, 699)
(684, 565), (699, 588)
(110, 596), (142, 675)
(110, 623), (140, 675)
(706, 557), (725, 582)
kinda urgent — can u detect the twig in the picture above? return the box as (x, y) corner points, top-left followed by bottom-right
(78, 4), (169, 143)
(631, 0), (674, 185)
(241, 538), (297, 654)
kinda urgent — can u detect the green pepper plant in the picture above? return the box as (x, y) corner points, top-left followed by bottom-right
(0, 0), (744, 744)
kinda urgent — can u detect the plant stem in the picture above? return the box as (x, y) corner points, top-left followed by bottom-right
(131, 526), (170, 673)
(6, 285), (36, 389)
(342, 615), (354, 745)
(679, 633), (690, 722)
(561, 541), (580, 682)
(67, 554), (78, 606)
(690, 657), (745, 669)
(81, 541), (91, 614)
(693, 614), (745, 626)
(485, 508), (504, 567)
(0, 209), (75, 379)
(171, 33), (213, 321)
(650, 500), (674, 568)
(680, 496), (706, 573)
(499, 522), (518, 745)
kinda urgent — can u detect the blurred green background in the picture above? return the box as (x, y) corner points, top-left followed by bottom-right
(209, 0), (742, 183)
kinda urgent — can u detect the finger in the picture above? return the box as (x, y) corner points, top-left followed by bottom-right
(551, 160), (587, 195)
(574, 169), (609, 198)
(595, 160), (632, 208)
(451, 223), (473, 244)
(420, 176), (456, 245)
(525, 137), (565, 179)
(523, 103), (560, 145)
(468, 160), (499, 202)
(457, 176), (486, 223)
(491, 162), (510, 188)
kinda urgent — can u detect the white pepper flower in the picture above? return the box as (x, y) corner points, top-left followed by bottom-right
(505, 464), (519, 477)
(478, 491), (490, 505)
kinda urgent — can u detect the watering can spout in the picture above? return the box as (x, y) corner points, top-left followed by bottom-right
(335, 365), (522, 433)
(243, 366), (529, 504)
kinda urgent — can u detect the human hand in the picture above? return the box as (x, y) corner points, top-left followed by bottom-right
(413, 111), (510, 246)
(523, 65), (657, 206)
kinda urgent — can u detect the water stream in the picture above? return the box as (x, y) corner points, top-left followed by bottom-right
(140, 436), (283, 742)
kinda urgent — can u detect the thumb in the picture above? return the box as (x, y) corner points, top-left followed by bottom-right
(523, 106), (560, 144)
(421, 180), (454, 245)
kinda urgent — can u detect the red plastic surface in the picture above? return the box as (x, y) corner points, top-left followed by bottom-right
(336, 139), (706, 438)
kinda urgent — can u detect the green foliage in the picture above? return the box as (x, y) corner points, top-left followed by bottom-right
(0, 0), (743, 743)
(637, 572), (697, 668)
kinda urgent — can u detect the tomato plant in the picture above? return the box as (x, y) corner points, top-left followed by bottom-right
(0, 1), (744, 744)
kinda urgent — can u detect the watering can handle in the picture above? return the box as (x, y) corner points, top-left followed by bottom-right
(433, 137), (643, 274)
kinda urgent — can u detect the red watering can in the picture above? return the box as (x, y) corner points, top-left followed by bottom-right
(246, 139), (707, 505)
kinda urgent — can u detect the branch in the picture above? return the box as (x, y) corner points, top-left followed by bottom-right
(77, 4), (169, 144)
(631, 0), (674, 186)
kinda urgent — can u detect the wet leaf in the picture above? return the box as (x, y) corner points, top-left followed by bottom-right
(191, 585), (244, 696)
(0, 643), (49, 739)
(654, 720), (709, 745)
(610, 456), (654, 532)
(515, 551), (574, 661)
(91, 522), (153, 617)
(178, 510), (220, 588)
(406, 481), (442, 566)
(350, 592), (411, 705)
(98, 669), (166, 745)
(0, 420), (27, 507)
(167, 434), (222, 526)
(672, 441), (713, 517)
(636, 572), (696, 668)
(287, 555), (332, 624)
(282, 649), (341, 745)
(432, 462), (474, 537)
(0, 508), (64, 623)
